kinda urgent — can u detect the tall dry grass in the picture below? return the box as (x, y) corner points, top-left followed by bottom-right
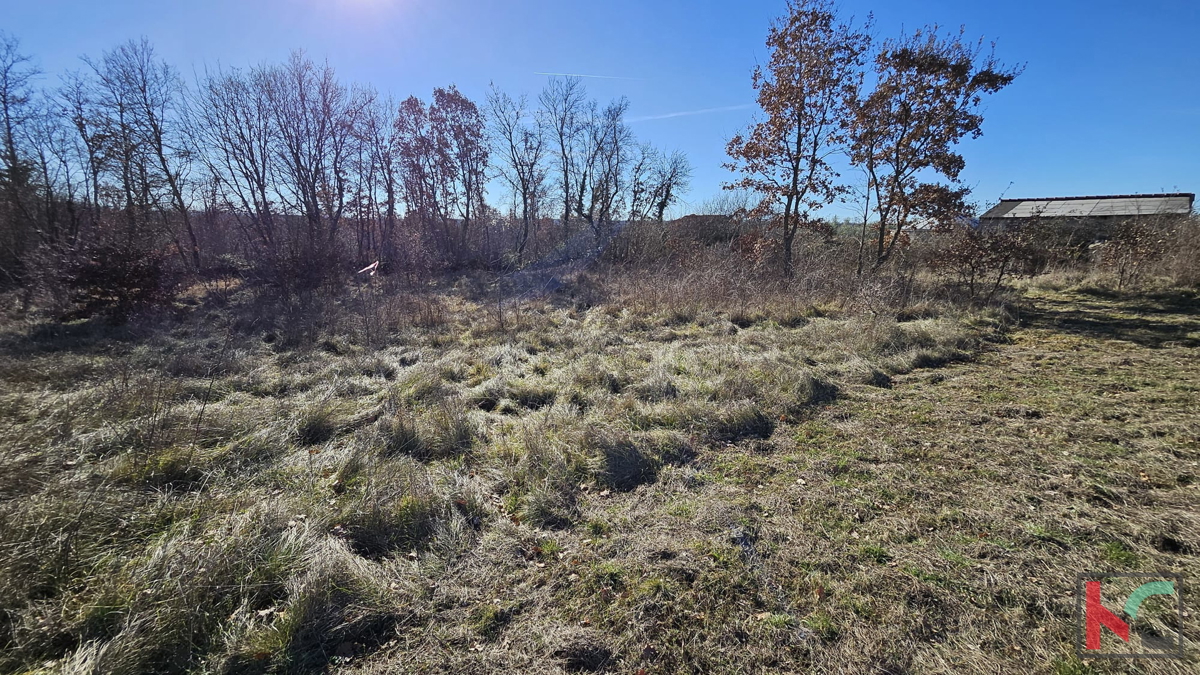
(13, 212), (1200, 672)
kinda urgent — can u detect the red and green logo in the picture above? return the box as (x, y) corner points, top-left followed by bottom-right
(1075, 572), (1184, 658)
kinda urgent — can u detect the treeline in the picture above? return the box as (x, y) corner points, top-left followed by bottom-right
(16, 0), (1186, 321)
(0, 35), (691, 310)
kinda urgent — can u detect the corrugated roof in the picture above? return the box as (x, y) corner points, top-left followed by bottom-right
(981, 193), (1194, 219)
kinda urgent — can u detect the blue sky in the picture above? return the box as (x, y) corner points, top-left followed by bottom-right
(4, 0), (1198, 217)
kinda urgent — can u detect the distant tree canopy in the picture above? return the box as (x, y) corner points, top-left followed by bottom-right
(0, 32), (692, 307)
(1, 1), (1023, 316)
(726, 0), (1022, 277)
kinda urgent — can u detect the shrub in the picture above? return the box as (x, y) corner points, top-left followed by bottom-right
(1096, 218), (1173, 290)
(931, 225), (1033, 301)
(66, 242), (180, 320)
(1154, 216), (1200, 286)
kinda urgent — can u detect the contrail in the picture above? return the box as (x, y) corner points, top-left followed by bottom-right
(534, 72), (642, 80)
(627, 103), (755, 122)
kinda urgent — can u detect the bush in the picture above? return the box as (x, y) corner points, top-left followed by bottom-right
(244, 242), (345, 298)
(1155, 216), (1200, 287)
(1096, 218), (1173, 290)
(931, 226), (1032, 300)
(66, 242), (180, 320)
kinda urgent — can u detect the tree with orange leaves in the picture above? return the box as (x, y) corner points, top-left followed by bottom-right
(849, 27), (1022, 273)
(724, 0), (870, 278)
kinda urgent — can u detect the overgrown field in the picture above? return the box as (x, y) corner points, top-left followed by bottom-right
(0, 282), (1197, 673)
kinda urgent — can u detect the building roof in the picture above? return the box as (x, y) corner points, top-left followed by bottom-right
(909, 215), (978, 231)
(981, 193), (1194, 219)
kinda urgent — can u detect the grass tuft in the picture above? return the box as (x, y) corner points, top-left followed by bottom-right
(296, 401), (338, 445)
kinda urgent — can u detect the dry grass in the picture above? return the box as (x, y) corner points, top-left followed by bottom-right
(0, 276), (1196, 673)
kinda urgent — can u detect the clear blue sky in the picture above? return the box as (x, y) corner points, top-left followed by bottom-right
(4, 0), (1198, 217)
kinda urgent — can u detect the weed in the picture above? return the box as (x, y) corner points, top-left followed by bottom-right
(859, 544), (892, 564)
(1100, 541), (1140, 567)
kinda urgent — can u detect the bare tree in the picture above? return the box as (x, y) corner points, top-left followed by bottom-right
(58, 72), (106, 225)
(0, 32), (39, 284)
(23, 94), (88, 250)
(627, 143), (660, 225)
(652, 150), (691, 223)
(1, 33), (694, 298)
(629, 144), (691, 224)
(263, 51), (371, 282)
(358, 93), (401, 264)
(80, 43), (170, 247)
(191, 65), (280, 257)
(538, 77), (585, 246)
(192, 53), (372, 289)
(0, 32), (37, 201)
(93, 39), (200, 270)
(487, 84), (546, 266)
(574, 97), (631, 239)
